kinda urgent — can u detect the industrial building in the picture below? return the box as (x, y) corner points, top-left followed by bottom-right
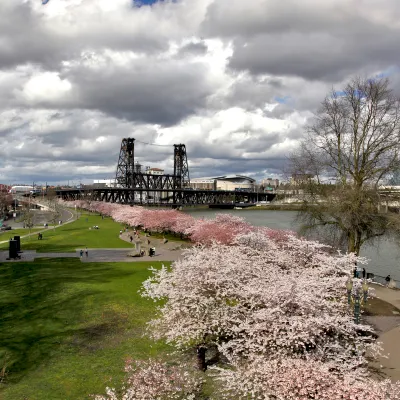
(190, 175), (256, 191)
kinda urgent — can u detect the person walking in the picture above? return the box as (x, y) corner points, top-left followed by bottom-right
(80, 249), (83, 258)
(130, 235), (133, 243)
(362, 268), (366, 279)
(85, 247), (88, 257)
(353, 266), (357, 278)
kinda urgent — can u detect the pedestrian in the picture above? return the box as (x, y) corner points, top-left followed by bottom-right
(80, 249), (83, 258)
(130, 235), (133, 243)
(147, 239), (150, 245)
(353, 266), (357, 278)
(85, 247), (88, 257)
(362, 268), (366, 279)
(385, 275), (391, 287)
(38, 233), (41, 240)
(119, 230), (123, 235)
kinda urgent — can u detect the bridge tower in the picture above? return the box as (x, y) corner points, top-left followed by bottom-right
(115, 138), (135, 188)
(173, 144), (190, 205)
(173, 144), (190, 189)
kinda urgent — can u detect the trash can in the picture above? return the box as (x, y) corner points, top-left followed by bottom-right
(14, 235), (21, 252)
(9, 239), (18, 259)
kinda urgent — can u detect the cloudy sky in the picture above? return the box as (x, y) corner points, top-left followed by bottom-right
(1, 0), (400, 185)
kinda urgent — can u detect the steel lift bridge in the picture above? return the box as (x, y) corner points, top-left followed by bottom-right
(57, 138), (274, 208)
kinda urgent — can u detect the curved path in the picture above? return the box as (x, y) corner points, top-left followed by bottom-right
(367, 284), (400, 382)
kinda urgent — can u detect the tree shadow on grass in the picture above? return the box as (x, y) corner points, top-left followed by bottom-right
(0, 258), (135, 383)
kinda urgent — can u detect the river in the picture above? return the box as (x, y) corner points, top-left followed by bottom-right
(184, 208), (400, 281)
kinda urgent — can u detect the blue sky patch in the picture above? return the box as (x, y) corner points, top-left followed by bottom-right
(133, 0), (163, 6)
(274, 96), (291, 105)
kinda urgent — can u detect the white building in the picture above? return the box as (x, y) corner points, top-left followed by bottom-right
(262, 178), (280, 188)
(93, 179), (118, 188)
(146, 168), (164, 175)
(190, 175), (256, 191)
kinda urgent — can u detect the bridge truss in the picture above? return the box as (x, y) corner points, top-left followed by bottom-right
(56, 187), (274, 207)
(57, 137), (275, 207)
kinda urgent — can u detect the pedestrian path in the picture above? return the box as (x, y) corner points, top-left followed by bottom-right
(0, 205), (75, 245)
(0, 247), (186, 263)
(367, 284), (400, 382)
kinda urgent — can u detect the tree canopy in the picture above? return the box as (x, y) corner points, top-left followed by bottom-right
(290, 77), (400, 255)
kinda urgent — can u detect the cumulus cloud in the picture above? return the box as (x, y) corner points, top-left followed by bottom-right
(0, 0), (399, 184)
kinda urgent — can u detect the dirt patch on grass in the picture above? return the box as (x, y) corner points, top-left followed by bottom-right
(70, 309), (130, 352)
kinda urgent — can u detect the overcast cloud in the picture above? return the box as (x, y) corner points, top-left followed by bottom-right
(1, 0), (400, 185)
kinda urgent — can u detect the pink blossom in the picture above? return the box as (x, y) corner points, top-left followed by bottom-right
(94, 359), (203, 400)
(185, 214), (253, 245)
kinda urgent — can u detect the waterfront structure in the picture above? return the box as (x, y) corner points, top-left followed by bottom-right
(8, 185), (34, 194)
(59, 138), (273, 207)
(190, 175), (256, 191)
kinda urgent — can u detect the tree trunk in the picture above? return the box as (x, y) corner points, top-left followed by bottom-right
(347, 229), (362, 256)
(347, 230), (356, 254)
(354, 229), (362, 256)
(196, 345), (207, 371)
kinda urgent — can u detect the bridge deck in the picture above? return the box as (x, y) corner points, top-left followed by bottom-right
(56, 188), (275, 207)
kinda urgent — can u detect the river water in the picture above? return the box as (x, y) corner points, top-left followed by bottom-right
(184, 209), (400, 281)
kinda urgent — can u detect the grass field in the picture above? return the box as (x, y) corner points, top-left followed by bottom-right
(0, 214), (133, 253)
(0, 229), (42, 243)
(0, 258), (170, 400)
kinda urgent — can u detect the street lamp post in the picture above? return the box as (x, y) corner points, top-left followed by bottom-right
(346, 278), (369, 324)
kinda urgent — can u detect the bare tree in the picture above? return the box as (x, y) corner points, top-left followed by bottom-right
(21, 203), (35, 236)
(290, 77), (400, 255)
(0, 191), (12, 219)
(47, 197), (62, 230)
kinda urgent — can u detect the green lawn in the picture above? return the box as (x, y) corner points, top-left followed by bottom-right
(0, 214), (133, 253)
(0, 258), (170, 400)
(0, 229), (42, 243)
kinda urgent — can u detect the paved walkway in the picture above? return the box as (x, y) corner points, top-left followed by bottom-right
(367, 284), (400, 382)
(0, 204), (75, 245)
(0, 247), (186, 263)
(0, 230), (191, 263)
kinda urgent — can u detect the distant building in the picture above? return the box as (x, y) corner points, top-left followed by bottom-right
(290, 174), (314, 186)
(9, 185), (34, 194)
(190, 175), (256, 191)
(190, 179), (216, 190)
(0, 184), (11, 192)
(146, 167), (164, 175)
(261, 178), (279, 188)
(93, 179), (118, 188)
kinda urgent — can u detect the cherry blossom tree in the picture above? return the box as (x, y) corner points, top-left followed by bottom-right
(94, 358), (203, 400)
(185, 214), (253, 245)
(171, 213), (196, 238)
(213, 357), (400, 400)
(140, 209), (182, 232)
(141, 231), (386, 395)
